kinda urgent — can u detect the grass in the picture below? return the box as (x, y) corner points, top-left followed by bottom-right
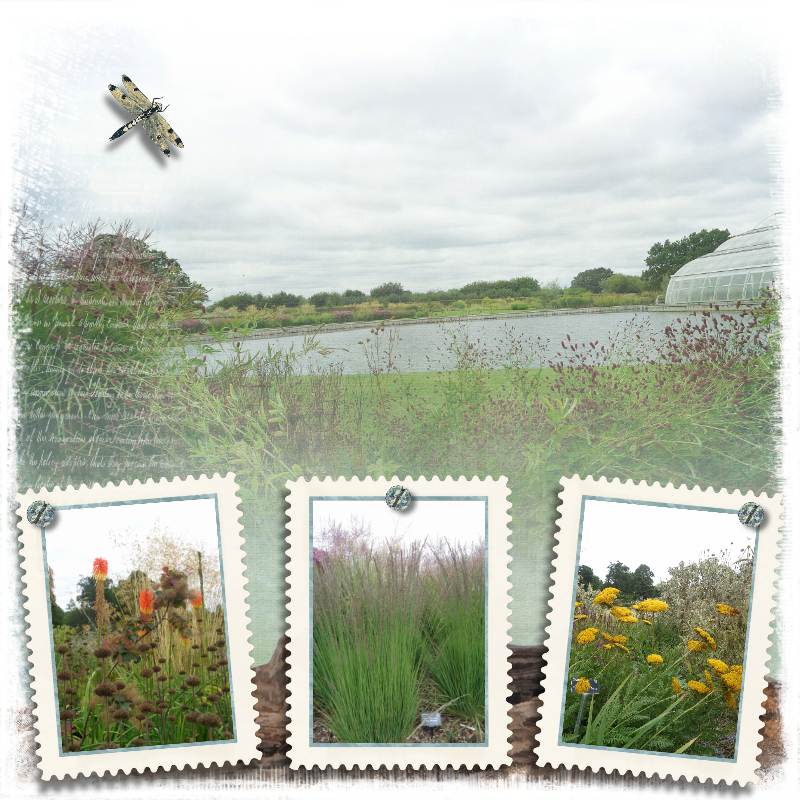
(562, 556), (751, 757)
(312, 538), (484, 743)
(52, 562), (233, 751)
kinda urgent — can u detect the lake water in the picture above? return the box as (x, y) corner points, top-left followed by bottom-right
(203, 309), (720, 375)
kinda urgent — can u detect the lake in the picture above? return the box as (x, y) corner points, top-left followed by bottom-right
(201, 309), (727, 375)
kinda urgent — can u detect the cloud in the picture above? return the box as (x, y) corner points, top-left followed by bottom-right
(12, 2), (778, 300)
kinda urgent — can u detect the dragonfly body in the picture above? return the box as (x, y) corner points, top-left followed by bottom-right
(108, 75), (183, 157)
(109, 101), (163, 141)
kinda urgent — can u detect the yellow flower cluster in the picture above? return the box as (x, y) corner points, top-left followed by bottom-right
(707, 658), (730, 675)
(694, 627), (717, 650)
(720, 665), (742, 692)
(671, 677), (682, 695)
(715, 603), (739, 616)
(576, 627), (599, 645)
(646, 654), (664, 665)
(574, 677), (591, 694)
(593, 587), (620, 607)
(574, 613), (588, 621)
(687, 639), (706, 653)
(687, 679), (712, 695)
(602, 633), (627, 644)
(633, 598), (669, 613)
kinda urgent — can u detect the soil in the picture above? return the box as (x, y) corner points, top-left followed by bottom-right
(312, 715), (483, 745)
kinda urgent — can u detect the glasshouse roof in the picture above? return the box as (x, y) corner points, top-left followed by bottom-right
(664, 214), (781, 305)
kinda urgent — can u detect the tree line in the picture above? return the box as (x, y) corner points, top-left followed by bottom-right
(578, 560), (659, 602)
(209, 227), (730, 311)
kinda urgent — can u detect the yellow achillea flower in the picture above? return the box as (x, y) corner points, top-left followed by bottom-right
(602, 643), (614, 650)
(646, 654), (664, 665)
(574, 614), (589, 621)
(593, 587), (620, 606)
(724, 690), (738, 709)
(634, 598), (669, 613)
(694, 627), (717, 650)
(613, 642), (630, 653)
(720, 667), (742, 692)
(618, 616), (637, 624)
(610, 605), (633, 619)
(704, 669), (715, 689)
(687, 680), (712, 695)
(574, 677), (591, 694)
(687, 639), (706, 653)
(716, 603), (739, 616)
(707, 658), (730, 675)
(576, 627), (599, 645)
(672, 677), (682, 695)
(575, 601), (583, 608)
(602, 632), (627, 644)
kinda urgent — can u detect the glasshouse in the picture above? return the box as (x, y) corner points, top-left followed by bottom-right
(664, 215), (780, 305)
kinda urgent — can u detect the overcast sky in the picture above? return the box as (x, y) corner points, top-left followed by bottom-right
(45, 497), (220, 608)
(7, 2), (778, 301)
(579, 498), (756, 584)
(313, 499), (485, 550)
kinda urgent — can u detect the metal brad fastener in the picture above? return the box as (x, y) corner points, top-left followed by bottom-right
(738, 502), (765, 528)
(385, 484), (412, 511)
(27, 500), (56, 529)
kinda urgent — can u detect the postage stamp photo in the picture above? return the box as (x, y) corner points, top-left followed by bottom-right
(16, 473), (259, 779)
(284, 476), (512, 769)
(535, 475), (783, 785)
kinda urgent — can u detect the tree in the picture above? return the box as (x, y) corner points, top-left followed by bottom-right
(601, 273), (644, 294)
(370, 282), (405, 298)
(571, 267), (614, 293)
(578, 564), (600, 589)
(92, 234), (209, 309)
(70, 575), (120, 625)
(629, 564), (657, 599)
(265, 291), (303, 308)
(605, 561), (633, 595)
(640, 228), (730, 289)
(309, 291), (336, 308)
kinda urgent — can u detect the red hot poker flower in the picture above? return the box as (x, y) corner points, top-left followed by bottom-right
(139, 589), (155, 619)
(190, 591), (203, 609)
(93, 558), (108, 580)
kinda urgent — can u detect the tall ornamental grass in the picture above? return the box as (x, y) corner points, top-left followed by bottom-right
(312, 537), (485, 743)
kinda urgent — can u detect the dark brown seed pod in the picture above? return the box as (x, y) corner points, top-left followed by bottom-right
(94, 682), (115, 698)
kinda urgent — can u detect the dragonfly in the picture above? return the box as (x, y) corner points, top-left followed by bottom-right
(108, 75), (183, 157)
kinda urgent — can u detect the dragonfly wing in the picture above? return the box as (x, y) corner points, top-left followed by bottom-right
(108, 83), (146, 114)
(143, 116), (171, 157)
(121, 75), (153, 110)
(154, 113), (184, 148)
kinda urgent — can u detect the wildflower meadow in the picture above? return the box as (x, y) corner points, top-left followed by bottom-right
(50, 553), (233, 752)
(312, 524), (485, 743)
(562, 548), (753, 757)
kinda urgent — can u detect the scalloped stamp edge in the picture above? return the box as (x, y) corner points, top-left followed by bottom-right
(15, 473), (260, 780)
(533, 475), (783, 786)
(284, 475), (513, 770)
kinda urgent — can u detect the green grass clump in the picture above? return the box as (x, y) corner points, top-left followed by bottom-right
(312, 539), (485, 743)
